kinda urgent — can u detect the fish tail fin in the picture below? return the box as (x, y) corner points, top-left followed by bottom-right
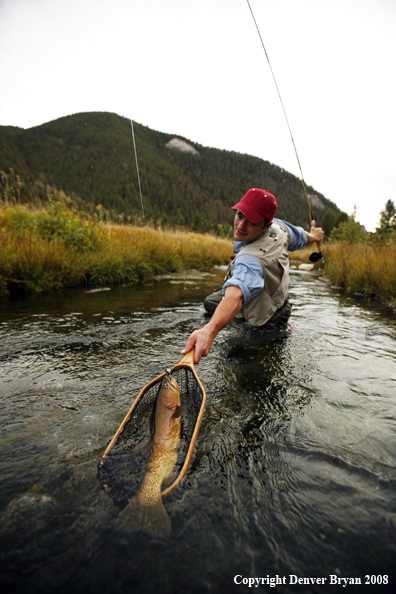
(117, 492), (171, 539)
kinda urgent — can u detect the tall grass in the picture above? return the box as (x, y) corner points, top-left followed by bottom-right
(323, 242), (396, 303)
(0, 204), (233, 296)
(4, 198), (394, 304)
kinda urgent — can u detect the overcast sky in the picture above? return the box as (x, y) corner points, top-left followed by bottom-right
(1, 0), (395, 231)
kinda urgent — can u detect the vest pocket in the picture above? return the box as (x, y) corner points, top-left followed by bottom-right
(268, 260), (287, 308)
(264, 259), (284, 298)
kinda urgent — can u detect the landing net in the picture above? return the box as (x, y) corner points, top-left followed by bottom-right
(98, 366), (205, 508)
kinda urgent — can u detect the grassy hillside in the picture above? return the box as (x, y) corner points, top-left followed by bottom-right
(0, 112), (342, 233)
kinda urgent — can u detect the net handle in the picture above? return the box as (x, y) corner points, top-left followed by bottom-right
(178, 347), (195, 367)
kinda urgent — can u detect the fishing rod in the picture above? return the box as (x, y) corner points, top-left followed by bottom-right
(245, 0), (323, 262)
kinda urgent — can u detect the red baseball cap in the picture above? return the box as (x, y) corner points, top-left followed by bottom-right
(230, 188), (278, 223)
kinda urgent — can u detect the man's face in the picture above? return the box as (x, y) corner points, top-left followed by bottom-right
(233, 210), (270, 242)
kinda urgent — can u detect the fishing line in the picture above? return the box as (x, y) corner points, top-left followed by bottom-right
(245, 0), (313, 226)
(130, 119), (158, 295)
(130, 119), (146, 226)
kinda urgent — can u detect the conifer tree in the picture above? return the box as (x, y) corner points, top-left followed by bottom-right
(378, 199), (396, 231)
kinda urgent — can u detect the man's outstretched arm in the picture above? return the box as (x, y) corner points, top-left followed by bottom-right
(181, 285), (243, 364)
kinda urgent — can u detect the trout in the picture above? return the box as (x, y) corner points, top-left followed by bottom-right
(117, 370), (181, 538)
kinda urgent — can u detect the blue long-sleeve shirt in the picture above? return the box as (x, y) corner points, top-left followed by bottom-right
(222, 219), (307, 305)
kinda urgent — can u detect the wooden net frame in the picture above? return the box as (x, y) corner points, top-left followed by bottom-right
(98, 350), (206, 504)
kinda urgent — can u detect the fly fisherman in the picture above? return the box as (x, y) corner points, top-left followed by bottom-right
(182, 188), (325, 364)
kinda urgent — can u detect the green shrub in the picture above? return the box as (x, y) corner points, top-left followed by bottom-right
(3, 205), (35, 234)
(35, 200), (102, 251)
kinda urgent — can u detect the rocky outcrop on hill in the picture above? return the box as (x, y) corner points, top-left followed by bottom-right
(165, 138), (199, 155)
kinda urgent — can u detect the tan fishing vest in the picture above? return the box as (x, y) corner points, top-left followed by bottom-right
(227, 220), (290, 326)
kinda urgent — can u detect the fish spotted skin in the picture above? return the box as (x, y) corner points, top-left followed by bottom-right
(117, 372), (181, 538)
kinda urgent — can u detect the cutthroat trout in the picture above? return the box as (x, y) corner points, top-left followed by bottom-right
(117, 370), (181, 538)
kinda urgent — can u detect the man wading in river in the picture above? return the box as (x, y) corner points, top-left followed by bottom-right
(182, 188), (325, 364)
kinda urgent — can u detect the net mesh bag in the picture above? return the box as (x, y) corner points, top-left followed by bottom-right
(98, 365), (205, 508)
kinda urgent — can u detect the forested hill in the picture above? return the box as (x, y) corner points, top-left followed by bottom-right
(0, 112), (342, 232)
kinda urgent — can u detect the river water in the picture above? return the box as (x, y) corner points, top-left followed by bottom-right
(1, 267), (396, 594)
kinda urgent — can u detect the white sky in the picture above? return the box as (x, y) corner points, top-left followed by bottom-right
(1, 0), (395, 231)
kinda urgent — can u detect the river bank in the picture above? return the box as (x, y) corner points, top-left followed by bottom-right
(2, 202), (395, 305)
(323, 242), (396, 305)
(0, 203), (233, 297)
